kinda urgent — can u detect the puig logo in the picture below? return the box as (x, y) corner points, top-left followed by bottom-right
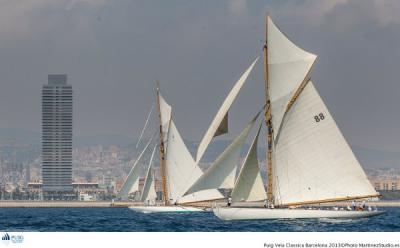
(1, 233), (10, 241)
(2, 233), (24, 244)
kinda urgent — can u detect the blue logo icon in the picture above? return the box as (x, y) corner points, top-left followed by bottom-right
(1, 233), (24, 244)
(1, 233), (10, 241)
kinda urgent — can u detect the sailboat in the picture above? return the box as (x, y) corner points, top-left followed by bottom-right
(210, 16), (384, 220)
(128, 85), (225, 213)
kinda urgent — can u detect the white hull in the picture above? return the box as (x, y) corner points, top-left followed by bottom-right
(129, 205), (205, 213)
(213, 207), (384, 220)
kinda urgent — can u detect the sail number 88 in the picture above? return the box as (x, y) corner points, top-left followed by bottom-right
(314, 113), (325, 122)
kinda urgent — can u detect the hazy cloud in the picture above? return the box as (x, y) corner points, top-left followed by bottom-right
(228, 0), (248, 16)
(0, 0), (400, 153)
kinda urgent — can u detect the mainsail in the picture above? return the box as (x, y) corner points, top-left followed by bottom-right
(185, 111), (260, 195)
(196, 58), (259, 163)
(117, 137), (153, 199)
(158, 93), (172, 145)
(231, 123), (266, 203)
(267, 17), (317, 138)
(140, 144), (158, 203)
(272, 81), (378, 206)
(264, 16), (378, 206)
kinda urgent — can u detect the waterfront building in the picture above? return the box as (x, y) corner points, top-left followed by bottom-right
(369, 177), (400, 191)
(42, 74), (73, 199)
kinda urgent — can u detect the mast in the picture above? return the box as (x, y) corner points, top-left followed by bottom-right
(156, 81), (169, 206)
(263, 15), (274, 204)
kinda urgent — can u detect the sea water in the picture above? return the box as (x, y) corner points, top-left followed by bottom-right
(0, 207), (399, 232)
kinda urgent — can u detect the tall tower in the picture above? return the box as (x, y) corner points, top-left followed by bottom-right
(42, 74), (73, 198)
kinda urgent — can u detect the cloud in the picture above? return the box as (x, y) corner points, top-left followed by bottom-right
(0, 0), (107, 43)
(228, 0), (248, 16)
(270, 0), (400, 28)
(372, 0), (400, 26)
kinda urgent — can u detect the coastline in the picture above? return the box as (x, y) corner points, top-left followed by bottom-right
(0, 200), (135, 208)
(1, 200), (400, 208)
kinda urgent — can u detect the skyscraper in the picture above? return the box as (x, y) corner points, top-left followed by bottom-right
(42, 75), (73, 197)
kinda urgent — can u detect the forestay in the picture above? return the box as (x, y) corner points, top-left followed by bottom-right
(165, 120), (223, 204)
(140, 144), (158, 203)
(196, 58), (259, 163)
(267, 16), (317, 138)
(136, 103), (154, 149)
(273, 81), (378, 206)
(231, 123), (267, 203)
(117, 137), (153, 200)
(186, 111), (260, 195)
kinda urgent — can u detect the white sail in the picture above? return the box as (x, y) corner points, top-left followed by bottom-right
(186, 112), (260, 195)
(267, 17), (317, 138)
(231, 123), (267, 203)
(273, 81), (378, 206)
(117, 137), (153, 199)
(165, 120), (223, 204)
(140, 144), (157, 203)
(196, 58), (259, 163)
(158, 92), (172, 144)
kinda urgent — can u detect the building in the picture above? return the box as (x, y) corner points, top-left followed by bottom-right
(42, 75), (73, 199)
(369, 177), (400, 191)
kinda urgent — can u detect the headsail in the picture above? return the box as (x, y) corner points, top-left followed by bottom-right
(185, 111), (260, 195)
(273, 81), (378, 206)
(231, 123), (267, 203)
(196, 58), (259, 163)
(267, 17), (317, 138)
(140, 144), (158, 203)
(164, 120), (224, 204)
(117, 137), (153, 200)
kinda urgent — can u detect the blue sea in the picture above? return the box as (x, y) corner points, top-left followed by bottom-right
(0, 207), (399, 232)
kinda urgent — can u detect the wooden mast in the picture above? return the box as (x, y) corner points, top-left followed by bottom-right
(263, 15), (274, 204)
(156, 81), (169, 206)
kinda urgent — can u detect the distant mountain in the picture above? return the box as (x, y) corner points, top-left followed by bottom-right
(1, 128), (399, 170)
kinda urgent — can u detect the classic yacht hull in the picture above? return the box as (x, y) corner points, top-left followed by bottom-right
(213, 207), (384, 220)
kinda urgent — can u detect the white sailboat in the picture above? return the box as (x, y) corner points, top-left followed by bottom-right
(129, 143), (204, 213)
(212, 16), (384, 220)
(129, 85), (224, 213)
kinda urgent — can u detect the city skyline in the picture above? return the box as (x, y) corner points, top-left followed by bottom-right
(0, 1), (399, 154)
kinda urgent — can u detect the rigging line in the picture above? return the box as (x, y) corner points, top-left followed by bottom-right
(136, 103), (155, 149)
(130, 130), (157, 167)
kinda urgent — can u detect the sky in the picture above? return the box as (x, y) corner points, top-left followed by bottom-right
(0, 0), (399, 152)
